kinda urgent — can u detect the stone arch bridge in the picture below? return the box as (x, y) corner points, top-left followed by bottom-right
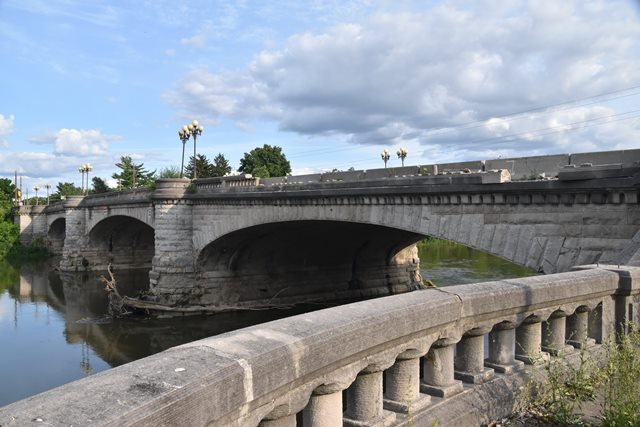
(16, 169), (640, 310)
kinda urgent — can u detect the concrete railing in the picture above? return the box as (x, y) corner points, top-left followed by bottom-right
(1, 265), (638, 426)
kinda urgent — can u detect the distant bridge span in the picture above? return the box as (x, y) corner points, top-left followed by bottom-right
(16, 165), (640, 310)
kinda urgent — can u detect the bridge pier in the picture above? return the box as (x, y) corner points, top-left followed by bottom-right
(59, 197), (89, 271)
(15, 205), (47, 245)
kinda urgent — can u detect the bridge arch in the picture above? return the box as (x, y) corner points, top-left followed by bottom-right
(195, 220), (425, 307)
(87, 215), (155, 270)
(47, 217), (66, 254)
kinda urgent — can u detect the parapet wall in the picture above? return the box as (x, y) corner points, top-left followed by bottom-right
(1, 265), (638, 426)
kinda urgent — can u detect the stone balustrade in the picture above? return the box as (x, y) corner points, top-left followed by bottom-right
(1, 265), (638, 426)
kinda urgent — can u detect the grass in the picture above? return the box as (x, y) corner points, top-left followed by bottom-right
(515, 327), (640, 426)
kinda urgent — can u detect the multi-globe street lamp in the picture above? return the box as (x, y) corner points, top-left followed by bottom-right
(44, 184), (51, 205)
(79, 163), (93, 194)
(179, 119), (204, 179)
(33, 185), (40, 205)
(381, 149), (391, 168)
(397, 147), (408, 167)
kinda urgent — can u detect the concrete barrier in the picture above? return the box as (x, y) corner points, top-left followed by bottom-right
(485, 154), (570, 180)
(571, 149), (640, 166)
(1, 266), (638, 426)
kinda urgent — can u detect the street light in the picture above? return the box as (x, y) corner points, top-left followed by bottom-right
(381, 149), (391, 168)
(397, 147), (408, 167)
(44, 184), (51, 205)
(79, 164), (93, 194)
(180, 119), (204, 179)
(33, 185), (40, 205)
(178, 128), (190, 178)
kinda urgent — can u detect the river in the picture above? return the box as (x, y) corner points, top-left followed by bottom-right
(0, 238), (534, 407)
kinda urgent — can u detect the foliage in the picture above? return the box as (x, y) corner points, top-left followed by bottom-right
(51, 182), (83, 200)
(211, 153), (232, 177)
(184, 154), (215, 179)
(252, 165), (270, 178)
(7, 239), (50, 262)
(92, 176), (110, 193)
(238, 144), (291, 178)
(600, 328), (640, 426)
(0, 178), (15, 201)
(112, 156), (156, 189)
(516, 327), (640, 426)
(0, 221), (19, 259)
(158, 165), (181, 179)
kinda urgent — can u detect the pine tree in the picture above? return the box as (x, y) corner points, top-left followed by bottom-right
(112, 156), (155, 189)
(211, 153), (232, 177)
(184, 154), (215, 179)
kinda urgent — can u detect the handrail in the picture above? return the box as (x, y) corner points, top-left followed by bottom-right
(0, 266), (637, 426)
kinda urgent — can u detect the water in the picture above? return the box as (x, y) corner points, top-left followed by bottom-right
(0, 239), (535, 407)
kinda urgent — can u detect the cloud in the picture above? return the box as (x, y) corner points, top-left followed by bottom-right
(165, 0), (640, 158)
(180, 34), (207, 47)
(30, 128), (120, 156)
(0, 114), (15, 147)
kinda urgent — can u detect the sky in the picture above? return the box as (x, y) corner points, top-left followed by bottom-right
(1, 0), (640, 189)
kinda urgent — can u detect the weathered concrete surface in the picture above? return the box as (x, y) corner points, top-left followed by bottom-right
(0, 267), (636, 426)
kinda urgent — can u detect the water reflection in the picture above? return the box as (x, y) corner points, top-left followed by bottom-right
(0, 238), (536, 407)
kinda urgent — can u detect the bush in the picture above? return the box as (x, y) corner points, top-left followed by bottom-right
(0, 221), (19, 258)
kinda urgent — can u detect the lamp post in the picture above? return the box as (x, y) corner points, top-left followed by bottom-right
(44, 184), (51, 205)
(79, 164), (93, 194)
(33, 185), (40, 205)
(180, 119), (204, 179)
(178, 128), (190, 178)
(381, 149), (391, 168)
(397, 147), (408, 167)
(79, 166), (85, 192)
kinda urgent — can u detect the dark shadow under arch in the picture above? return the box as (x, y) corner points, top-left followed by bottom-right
(88, 215), (155, 270)
(48, 218), (66, 255)
(196, 220), (426, 306)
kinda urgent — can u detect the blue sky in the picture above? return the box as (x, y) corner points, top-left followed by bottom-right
(1, 0), (640, 189)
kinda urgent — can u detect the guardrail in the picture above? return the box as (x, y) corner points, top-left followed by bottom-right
(1, 265), (638, 426)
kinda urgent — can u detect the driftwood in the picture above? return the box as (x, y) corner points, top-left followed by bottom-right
(100, 264), (131, 317)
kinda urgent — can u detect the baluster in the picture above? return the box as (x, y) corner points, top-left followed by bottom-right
(302, 384), (343, 427)
(454, 328), (494, 384)
(542, 311), (573, 356)
(515, 316), (548, 364)
(344, 366), (396, 426)
(485, 322), (524, 373)
(420, 338), (463, 398)
(566, 306), (594, 349)
(383, 349), (431, 414)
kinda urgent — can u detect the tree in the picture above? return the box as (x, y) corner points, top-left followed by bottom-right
(92, 177), (110, 194)
(112, 156), (155, 189)
(184, 154), (214, 179)
(51, 182), (83, 200)
(238, 144), (291, 177)
(252, 165), (270, 179)
(0, 179), (15, 220)
(211, 153), (232, 177)
(158, 165), (181, 179)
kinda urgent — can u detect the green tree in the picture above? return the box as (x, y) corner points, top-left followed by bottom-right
(184, 154), (214, 179)
(112, 156), (155, 188)
(158, 165), (181, 178)
(211, 153), (232, 177)
(51, 182), (83, 200)
(0, 178), (15, 220)
(0, 222), (19, 259)
(92, 177), (110, 193)
(238, 144), (291, 177)
(252, 165), (270, 178)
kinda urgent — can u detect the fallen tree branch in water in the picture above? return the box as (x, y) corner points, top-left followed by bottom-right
(100, 263), (131, 317)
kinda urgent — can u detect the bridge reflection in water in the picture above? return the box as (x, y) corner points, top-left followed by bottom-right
(0, 238), (535, 407)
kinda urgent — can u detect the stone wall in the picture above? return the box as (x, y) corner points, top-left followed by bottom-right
(1, 266), (637, 426)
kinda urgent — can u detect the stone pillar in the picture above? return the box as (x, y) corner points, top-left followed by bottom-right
(485, 322), (524, 374)
(59, 196), (88, 271)
(303, 384), (342, 427)
(383, 350), (430, 414)
(149, 180), (195, 306)
(515, 316), (548, 364)
(454, 328), (494, 384)
(421, 339), (463, 398)
(566, 307), (594, 349)
(344, 366), (395, 426)
(542, 312), (573, 356)
(15, 206), (33, 244)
